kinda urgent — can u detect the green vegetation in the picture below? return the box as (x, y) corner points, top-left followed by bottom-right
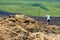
(0, 0), (60, 16)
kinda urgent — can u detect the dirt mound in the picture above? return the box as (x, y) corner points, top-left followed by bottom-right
(0, 14), (60, 40)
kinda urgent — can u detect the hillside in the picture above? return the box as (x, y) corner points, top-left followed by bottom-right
(1, 0), (60, 2)
(0, 0), (60, 16)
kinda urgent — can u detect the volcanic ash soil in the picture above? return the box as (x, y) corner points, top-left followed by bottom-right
(0, 14), (60, 40)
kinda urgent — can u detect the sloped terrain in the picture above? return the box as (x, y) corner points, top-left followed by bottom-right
(0, 0), (60, 16)
(30, 16), (60, 26)
(0, 14), (60, 40)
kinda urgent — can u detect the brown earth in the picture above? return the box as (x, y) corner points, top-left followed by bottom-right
(29, 16), (60, 26)
(0, 14), (60, 40)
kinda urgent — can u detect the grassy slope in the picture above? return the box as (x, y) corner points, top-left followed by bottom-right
(0, 0), (60, 17)
(1, 0), (60, 1)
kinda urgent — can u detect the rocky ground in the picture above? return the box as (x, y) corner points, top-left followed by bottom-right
(0, 14), (60, 40)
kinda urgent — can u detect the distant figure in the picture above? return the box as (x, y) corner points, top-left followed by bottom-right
(46, 15), (50, 25)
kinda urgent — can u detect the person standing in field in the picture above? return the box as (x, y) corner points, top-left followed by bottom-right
(46, 15), (51, 25)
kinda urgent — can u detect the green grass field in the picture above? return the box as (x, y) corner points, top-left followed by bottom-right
(0, 0), (60, 17)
